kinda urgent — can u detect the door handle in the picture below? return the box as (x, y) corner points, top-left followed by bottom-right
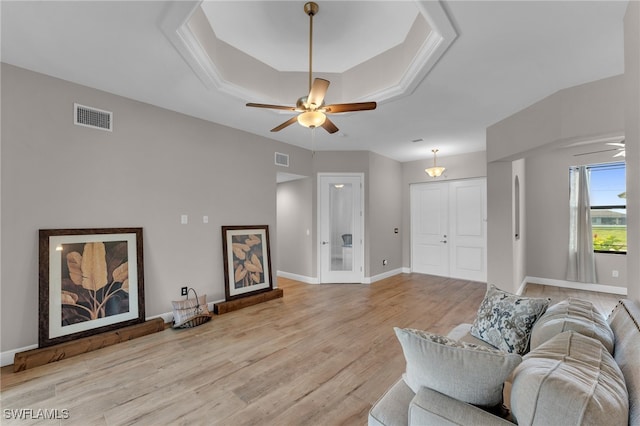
(440, 240), (447, 243)
(322, 241), (329, 245)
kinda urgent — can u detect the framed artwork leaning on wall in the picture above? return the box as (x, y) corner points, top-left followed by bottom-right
(38, 227), (145, 347)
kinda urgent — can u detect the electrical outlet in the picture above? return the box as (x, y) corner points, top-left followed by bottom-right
(612, 270), (619, 278)
(181, 286), (188, 296)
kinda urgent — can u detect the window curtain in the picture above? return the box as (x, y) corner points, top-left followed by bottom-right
(566, 166), (596, 282)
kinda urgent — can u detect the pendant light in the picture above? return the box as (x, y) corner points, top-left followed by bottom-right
(425, 149), (446, 177)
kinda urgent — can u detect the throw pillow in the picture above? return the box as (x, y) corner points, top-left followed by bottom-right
(530, 297), (614, 354)
(511, 331), (628, 426)
(470, 285), (550, 355)
(394, 327), (522, 407)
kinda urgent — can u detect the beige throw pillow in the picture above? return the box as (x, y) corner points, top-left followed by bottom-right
(394, 328), (522, 407)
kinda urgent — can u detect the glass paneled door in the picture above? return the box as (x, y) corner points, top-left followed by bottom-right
(318, 174), (363, 283)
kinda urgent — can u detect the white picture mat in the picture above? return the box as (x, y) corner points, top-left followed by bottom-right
(48, 233), (139, 339)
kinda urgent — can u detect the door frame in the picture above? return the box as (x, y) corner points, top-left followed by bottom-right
(317, 173), (365, 283)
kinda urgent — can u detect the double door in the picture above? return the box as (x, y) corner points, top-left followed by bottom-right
(410, 178), (486, 281)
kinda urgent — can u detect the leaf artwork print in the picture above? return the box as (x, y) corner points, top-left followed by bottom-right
(60, 241), (130, 326)
(232, 234), (264, 289)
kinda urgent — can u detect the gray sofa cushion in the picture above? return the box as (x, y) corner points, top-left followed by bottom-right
(511, 330), (628, 426)
(530, 297), (614, 353)
(368, 378), (414, 426)
(470, 285), (550, 355)
(608, 299), (640, 425)
(409, 387), (514, 426)
(394, 328), (522, 407)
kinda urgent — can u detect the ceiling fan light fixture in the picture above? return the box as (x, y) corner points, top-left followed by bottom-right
(425, 149), (446, 177)
(298, 110), (326, 128)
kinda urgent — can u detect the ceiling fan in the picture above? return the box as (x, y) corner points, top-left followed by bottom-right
(246, 2), (377, 134)
(608, 140), (626, 157)
(573, 139), (626, 158)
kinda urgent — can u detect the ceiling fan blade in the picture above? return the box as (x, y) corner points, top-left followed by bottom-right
(247, 103), (297, 111)
(307, 78), (330, 107)
(324, 102), (377, 113)
(271, 116), (299, 132)
(321, 117), (339, 134)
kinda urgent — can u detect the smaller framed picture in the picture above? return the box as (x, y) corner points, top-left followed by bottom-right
(39, 228), (145, 347)
(221, 225), (273, 301)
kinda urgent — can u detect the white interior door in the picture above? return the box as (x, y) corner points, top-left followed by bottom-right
(411, 178), (487, 282)
(319, 174), (363, 283)
(411, 182), (449, 276)
(449, 179), (487, 281)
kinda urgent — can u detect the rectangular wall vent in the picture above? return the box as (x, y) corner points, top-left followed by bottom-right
(275, 152), (289, 167)
(74, 103), (113, 131)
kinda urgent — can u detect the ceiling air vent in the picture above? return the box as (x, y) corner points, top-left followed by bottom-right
(74, 103), (112, 131)
(275, 152), (289, 167)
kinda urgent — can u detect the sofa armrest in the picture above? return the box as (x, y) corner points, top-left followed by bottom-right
(409, 387), (513, 426)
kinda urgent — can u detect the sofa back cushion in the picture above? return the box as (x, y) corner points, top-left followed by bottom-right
(530, 297), (614, 354)
(511, 331), (628, 426)
(608, 299), (640, 425)
(394, 328), (522, 407)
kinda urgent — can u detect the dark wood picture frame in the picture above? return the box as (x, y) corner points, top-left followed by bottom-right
(221, 225), (273, 301)
(39, 228), (145, 347)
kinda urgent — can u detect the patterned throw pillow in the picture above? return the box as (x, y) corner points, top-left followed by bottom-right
(394, 328), (522, 407)
(470, 285), (550, 355)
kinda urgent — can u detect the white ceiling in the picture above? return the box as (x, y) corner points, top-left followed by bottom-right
(0, 1), (628, 162)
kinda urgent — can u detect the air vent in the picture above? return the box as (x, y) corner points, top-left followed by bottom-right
(74, 103), (112, 131)
(275, 152), (289, 167)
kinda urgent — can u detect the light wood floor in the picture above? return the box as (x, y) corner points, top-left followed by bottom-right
(0, 275), (622, 425)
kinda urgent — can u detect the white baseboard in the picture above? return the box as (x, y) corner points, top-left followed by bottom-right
(278, 269), (404, 285)
(1, 344), (38, 368)
(525, 276), (628, 296)
(277, 270), (319, 284)
(363, 268), (404, 284)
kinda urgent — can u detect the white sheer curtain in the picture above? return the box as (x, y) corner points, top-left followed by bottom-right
(567, 166), (596, 282)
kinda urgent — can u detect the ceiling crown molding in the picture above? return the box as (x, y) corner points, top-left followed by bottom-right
(162, 1), (457, 105)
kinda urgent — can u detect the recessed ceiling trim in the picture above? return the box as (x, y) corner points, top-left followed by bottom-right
(163, 0), (457, 106)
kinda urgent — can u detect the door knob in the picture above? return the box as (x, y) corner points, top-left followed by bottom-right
(322, 241), (329, 245)
(440, 240), (447, 243)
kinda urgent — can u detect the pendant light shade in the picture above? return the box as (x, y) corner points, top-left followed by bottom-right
(425, 149), (446, 177)
(297, 110), (326, 128)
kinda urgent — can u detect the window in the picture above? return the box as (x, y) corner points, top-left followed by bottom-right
(588, 162), (626, 253)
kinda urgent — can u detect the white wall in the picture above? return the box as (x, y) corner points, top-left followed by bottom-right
(0, 64), (313, 354)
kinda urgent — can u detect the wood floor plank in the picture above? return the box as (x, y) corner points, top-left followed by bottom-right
(0, 274), (625, 425)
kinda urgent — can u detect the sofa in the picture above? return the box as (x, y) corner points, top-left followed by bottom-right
(369, 286), (640, 426)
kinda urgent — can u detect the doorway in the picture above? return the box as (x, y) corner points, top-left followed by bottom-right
(318, 174), (364, 283)
(410, 178), (487, 281)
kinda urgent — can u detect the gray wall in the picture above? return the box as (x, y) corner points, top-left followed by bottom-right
(624, 0), (640, 302)
(368, 152), (403, 277)
(526, 148), (627, 288)
(0, 64), (313, 352)
(276, 178), (313, 278)
(487, 74), (632, 294)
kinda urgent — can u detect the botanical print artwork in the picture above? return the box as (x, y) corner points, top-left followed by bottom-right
(60, 241), (130, 326)
(231, 234), (264, 289)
